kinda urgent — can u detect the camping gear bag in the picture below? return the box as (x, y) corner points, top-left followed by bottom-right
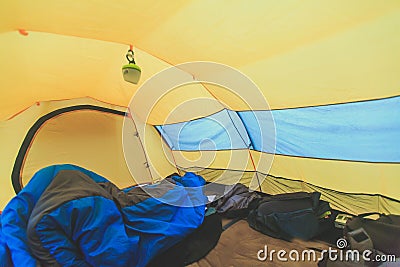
(345, 213), (400, 257)
(247, 192), (331, 241)
(318, 213), (400, 267)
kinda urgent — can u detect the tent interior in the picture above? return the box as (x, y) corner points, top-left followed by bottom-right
(0, 1), (399, 266)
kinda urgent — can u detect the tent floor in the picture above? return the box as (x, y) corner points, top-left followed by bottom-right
(189, 219), (330, 267)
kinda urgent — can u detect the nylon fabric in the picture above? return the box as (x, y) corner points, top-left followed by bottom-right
(1, 165), (206, 267)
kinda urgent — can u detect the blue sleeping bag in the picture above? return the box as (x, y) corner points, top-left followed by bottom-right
(1, 164), (206, 267)
(0, 218), (12, 267)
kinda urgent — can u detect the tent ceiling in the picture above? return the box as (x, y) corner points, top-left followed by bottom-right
(2, 1), (399, 65)
(1, 1), (400, 122)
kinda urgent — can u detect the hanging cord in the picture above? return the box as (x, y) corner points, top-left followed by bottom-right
(126, 44), (136, 64)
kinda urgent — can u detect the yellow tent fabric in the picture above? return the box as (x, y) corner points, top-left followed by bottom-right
(0, 1), (399, 214)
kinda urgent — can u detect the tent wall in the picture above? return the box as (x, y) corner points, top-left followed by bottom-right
(0, 98), (177, 209)
(188, 169), (400, 215)
(158, 96), (399, 213)
(127, 110), (178, 181)
(172, 150), (400, 214)
(21, 110), (146, 189)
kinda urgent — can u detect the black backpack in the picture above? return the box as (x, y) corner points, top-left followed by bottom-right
(247, 192), (330, 241)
